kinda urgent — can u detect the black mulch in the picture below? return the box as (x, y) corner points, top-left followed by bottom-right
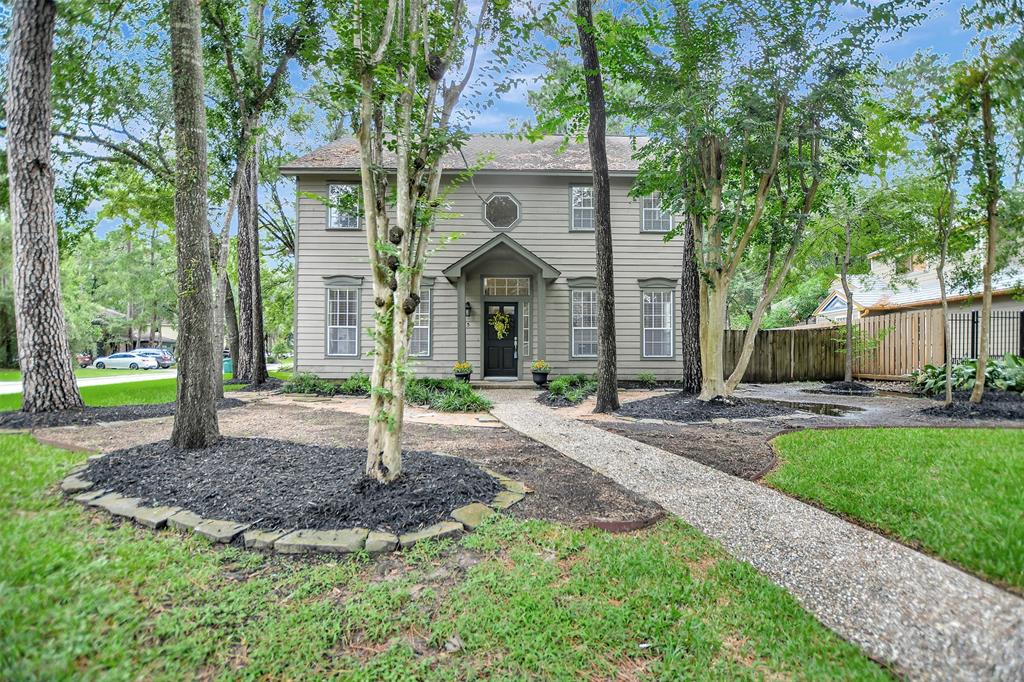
(817, 380), (877, 396)
(921, 390), (1024, 421)
(82, 437), (504, 533)
(0, 398), (245, 430)
(536, 393), (580, 408)
(616, 392), (795, 422)
(229, 377), (286, 393)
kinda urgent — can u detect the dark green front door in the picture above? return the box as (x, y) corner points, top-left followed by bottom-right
(484, 302), (518, 377)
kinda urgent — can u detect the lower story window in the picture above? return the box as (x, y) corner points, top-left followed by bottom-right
(643, 290), (673, 358)
(327, 287), (359, 356)
(571, 289), (597, 357)
(521, 300), (530, 357)
(410, 288), (431, 357)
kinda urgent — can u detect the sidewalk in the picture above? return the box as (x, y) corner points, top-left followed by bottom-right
(486, 389), (1024, 681)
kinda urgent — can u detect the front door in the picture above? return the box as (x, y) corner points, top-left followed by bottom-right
(484, 302), (518, 377)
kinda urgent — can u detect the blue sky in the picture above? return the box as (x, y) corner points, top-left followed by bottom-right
(463, 0), (975, 133)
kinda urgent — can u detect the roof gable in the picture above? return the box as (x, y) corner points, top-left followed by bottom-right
(442, 234), (561, 282)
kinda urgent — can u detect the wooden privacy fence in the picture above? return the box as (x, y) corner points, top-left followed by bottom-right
(853, 310), (944, 380)
(723, 328), (845, 383)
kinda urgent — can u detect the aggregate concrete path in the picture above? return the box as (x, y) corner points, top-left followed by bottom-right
(486, 389), (1024, 682)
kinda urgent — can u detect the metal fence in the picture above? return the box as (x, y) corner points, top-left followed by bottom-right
(948, 310), (1024, 363)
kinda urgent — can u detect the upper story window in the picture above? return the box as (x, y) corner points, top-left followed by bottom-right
(570, 185), (594, 231)
(483, 193), (521, 229)
(327, 184), (360, 230)
(641, 193), (672, 233)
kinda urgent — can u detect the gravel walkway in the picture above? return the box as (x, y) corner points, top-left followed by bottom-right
(486, 389), (1024, 681)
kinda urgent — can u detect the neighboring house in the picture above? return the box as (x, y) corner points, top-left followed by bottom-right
(812, 254), (1022, 325)
(281, 134), (687, 381)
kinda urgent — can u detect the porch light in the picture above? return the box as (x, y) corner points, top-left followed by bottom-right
(465, 301), (472, 317)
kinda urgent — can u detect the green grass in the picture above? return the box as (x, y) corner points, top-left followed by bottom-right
(0, 371), (291, 412)
(768, 428), (1024, 592)
(0, 434), (889, 680)
(0, 367), (156, 381)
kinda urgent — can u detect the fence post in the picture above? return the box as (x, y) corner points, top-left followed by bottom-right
(1019, 310), (1024, 357)
(970, 310), (979, 359)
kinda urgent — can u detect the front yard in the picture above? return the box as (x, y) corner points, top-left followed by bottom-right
(768, 428), (1024, 593)
(0, 434), (888, 680)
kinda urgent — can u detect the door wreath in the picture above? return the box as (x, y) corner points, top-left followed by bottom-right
(489, 310), (512, 339)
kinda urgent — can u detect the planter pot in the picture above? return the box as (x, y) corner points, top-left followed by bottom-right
(532, 371), (550, 387)
(454, 372), (471, 383)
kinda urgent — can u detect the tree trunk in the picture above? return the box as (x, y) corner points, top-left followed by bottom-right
(225, 281), (240, 377)
(6, 0), (83, 413)
(698, 276), (728, 399)
(236, 146), (268, 385)
(576, 0), (619, 413)
(841, 220), (854, 383)
(970, 83), (999, 404)
(169, 0), (219, 448)
(211, 188), (237, 398)
(938, 231), (953, 407)
(679, 217), (702, 393)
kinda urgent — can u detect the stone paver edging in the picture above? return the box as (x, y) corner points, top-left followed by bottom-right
(486, 389), (1024, 682)
(61, 453), (528, 556)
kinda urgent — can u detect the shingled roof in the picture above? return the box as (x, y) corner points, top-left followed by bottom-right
(279, 134), (647, 174)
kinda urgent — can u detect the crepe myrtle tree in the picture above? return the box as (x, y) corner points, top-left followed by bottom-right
(629, 0), (924, 400)
(321, 0), (525, 482)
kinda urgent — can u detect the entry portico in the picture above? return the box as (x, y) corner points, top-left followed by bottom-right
(443, 234), (560, 379)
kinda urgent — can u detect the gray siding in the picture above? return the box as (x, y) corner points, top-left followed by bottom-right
(295, 172), (686, 379)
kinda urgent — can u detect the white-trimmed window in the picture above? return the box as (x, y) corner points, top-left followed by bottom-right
(409, 288), (431, 357)
(570, 185), (594, 231)
(483, 277), (530, 296)
(571, 289), (598, 357)
(327, 288), (359, 356)
(641, 194), (672, 233)
(327, 184), (360, 230)
(642, 290), (673, 358)
(521, 300), (530, 357)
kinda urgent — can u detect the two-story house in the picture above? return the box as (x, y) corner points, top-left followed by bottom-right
(282, 134), (686, 381)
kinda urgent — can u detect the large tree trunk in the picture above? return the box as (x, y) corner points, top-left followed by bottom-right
(236, 146), (268, 385)
(576, 0), (619, 413)
(679, 217), (702, 393)
(225, 281), (240, 376)
(169, 0), (219, 448)
(970, 84), (998, 404)
(841, 220), (854, 383)
(698, 276), (728, 399)
(6, 0), (83, 413)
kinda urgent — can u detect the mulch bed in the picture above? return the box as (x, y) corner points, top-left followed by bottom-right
(616, 393), (795, 422)
(230, 377), (286, 393)
(82, 437), (504, 533)
(0, 398), (245, 430)
(536, 392), (580, 408)
(921, 390), (1024, 421)
(816, 380), (876, 396)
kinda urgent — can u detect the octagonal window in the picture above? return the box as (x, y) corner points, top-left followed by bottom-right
(483, 193), (521, 229)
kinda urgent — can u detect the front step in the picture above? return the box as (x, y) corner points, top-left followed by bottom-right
(471, 379), (540, 389)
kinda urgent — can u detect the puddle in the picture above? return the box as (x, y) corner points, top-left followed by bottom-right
(800, 388), (924, 399)
(749, 398), (865, 417)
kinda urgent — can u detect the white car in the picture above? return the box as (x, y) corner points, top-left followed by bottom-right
(93, 352), (159, 370)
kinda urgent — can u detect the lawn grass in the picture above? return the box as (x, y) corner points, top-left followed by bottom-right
(768, 428), (1024, 592)
(0, 371), (291, 412)
(0, 367), (153, 381)
(0, 434), (888, 680)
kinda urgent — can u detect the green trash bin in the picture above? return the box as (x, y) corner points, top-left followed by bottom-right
(222, 357), (233, 374)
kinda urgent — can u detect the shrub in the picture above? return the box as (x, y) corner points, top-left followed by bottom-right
(547, 373), (597, 404)
(337, 371), (371, 396)
(406, 377), (493, 412)
(282, 372), (337, 396)
(531, 359), (551, 373)
(911, 355), (1024, 395)
(636, 372), (657, 389)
